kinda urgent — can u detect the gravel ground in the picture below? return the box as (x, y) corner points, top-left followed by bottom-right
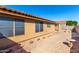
(0, 30), (72, 53)
(31, 30), (71, 53)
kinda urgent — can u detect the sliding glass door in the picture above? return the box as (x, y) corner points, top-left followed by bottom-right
(0, 16), (24, 37)
(0, 16), (13, 37)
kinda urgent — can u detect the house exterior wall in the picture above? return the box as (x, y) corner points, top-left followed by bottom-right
(12, 19), (55, 42)
(55, 21), (66, 31)
(0, 15), (55, 50)
(55, 24), (59, 31)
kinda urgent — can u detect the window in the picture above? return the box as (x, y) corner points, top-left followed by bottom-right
(15, 20), (24, 35)
(47, 24), (51, 28)
(40, 22), (43, 31)
(0, 16), (25, 38)
(0, 16), (13, 37)
(35, 22), (43, 32)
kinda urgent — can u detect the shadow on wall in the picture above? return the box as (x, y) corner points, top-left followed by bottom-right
(0, 33), (30, 53)
(70, 26), (79, 53)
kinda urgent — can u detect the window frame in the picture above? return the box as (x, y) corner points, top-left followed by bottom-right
(0, 16), (25, 37)
(15, 19), (25, 36)
(35, 21), (43, 32)
(47, 24), (51, 28)
(0, 16), (14, 37)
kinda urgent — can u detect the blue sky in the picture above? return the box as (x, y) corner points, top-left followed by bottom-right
(5, 5), (79, 23)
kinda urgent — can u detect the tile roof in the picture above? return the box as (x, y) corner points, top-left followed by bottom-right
(0, 6), (57, 24)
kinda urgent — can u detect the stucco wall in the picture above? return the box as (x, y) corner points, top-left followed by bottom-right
(0, 16), (55, 50)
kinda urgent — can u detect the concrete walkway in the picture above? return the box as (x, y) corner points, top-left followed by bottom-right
(31, 31), (71, 53)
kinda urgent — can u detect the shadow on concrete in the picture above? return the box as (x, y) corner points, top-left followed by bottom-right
(0, 33), (30, 53)
(70, 26), (79, 53)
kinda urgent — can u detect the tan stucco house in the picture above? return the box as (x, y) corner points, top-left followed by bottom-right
(0, 6), (58, 52)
